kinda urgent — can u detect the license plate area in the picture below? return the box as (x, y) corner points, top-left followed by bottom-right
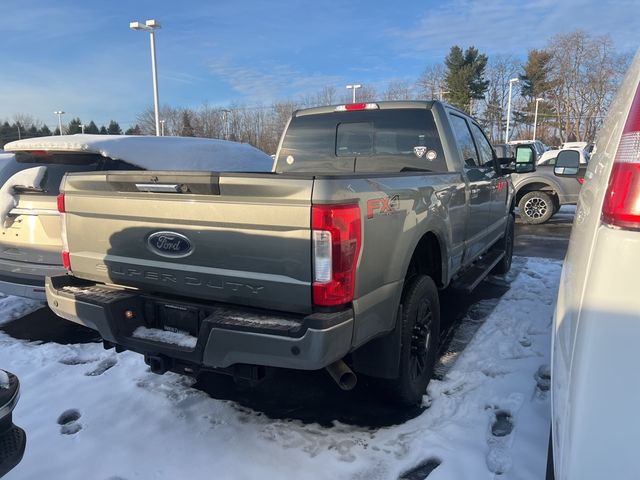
(153, 302), (201, 337)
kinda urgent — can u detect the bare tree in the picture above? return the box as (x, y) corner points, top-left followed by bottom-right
(383, 80), (415, 100)
(546, 31), (629, 142)
(416, 64), (446, 100)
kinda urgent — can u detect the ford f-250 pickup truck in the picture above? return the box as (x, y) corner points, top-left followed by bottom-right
(45, 101), (535, 405)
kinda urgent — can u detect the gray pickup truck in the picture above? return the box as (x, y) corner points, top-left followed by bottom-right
(46, 101), (535, 405)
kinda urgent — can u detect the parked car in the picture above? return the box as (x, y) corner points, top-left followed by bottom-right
(0, 370), (25, 478)
(548, 50), (640, 479)
(508, 139), (549, 157)
(46, 101), (536, 406)
(511, 157), (586, 224)
(0, 135), (274, 300)
(538, 148), (589, 166)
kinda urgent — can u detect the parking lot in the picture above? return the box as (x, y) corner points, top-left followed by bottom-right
(0, 209), (572, 480)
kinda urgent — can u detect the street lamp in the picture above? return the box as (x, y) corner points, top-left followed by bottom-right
(346, 84), (362, 103)
(533, 97), (544, 141)
(130, 19), (162, 136)
(504, 78), (519, 143)
(79, 124), (85, 134)
(160, 119), (165, 136)
(54, 111), (65, 136)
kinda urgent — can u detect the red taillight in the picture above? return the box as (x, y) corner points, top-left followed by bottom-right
(334, 103), (379, 112)
(577, 177), (585, 185)
(601, 82), (640, 230)
(56, 193), (65, 213)
(57, 192), (71, 270)
(62, 251), (71, 270)
(312, 204), (361, 306)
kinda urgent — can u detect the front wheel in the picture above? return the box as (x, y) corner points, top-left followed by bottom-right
(385, 275), (440, 406)
(519, 191), (554, 224)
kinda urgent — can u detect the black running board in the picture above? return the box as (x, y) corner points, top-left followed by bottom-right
(451, 250), (505, 293)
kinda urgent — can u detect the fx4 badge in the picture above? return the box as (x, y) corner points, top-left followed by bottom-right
(367, 195), (400, 219)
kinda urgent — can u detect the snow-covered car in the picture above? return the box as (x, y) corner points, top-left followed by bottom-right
(0, 135), (274, 300)
(0, 370), (25, 478)
(548, 50), (640, 479)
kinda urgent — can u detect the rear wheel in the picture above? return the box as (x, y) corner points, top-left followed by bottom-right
(385, 275), (440, 406)
(491, 213), (515, 275)
(519, 191), (554, 224)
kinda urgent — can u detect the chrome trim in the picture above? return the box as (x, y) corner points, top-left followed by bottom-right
(8, 208), (59, 217)
(135, 183), (180, 193)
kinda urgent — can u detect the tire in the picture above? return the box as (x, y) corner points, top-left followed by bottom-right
(385, 275), (440, 406)
(518, 191), (554, 224)
(552, 197), (561, 216)
(491, 213), (515, 275)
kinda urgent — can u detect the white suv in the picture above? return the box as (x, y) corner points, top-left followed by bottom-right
(549, 50), (640, 479)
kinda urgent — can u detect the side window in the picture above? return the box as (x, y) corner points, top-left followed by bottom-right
(469, 123), (495, 167)
(449, 114), (479, 167)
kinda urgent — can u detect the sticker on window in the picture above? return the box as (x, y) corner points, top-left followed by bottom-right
(413, 146), (427, 158)
(426, 150), (438, 161)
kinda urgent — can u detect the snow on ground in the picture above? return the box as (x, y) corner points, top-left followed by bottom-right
(0, 257), (560, 480)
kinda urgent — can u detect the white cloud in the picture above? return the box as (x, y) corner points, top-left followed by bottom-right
(207, 59), (343, 102)
(388, 0), (639, 58)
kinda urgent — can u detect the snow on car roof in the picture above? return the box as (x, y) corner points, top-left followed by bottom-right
(3, 134), (274, 172)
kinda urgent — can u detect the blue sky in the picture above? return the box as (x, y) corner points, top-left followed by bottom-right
(1, 0), (638, 129)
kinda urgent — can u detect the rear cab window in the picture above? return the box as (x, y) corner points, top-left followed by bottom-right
(0, 152), (142, 196)
(276, 108), (447, 173)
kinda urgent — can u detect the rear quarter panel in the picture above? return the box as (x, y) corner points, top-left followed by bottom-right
(313, 172), (466, 346)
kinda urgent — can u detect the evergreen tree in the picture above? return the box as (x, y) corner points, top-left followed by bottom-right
(125, 124), (142, 135)
(444, 46), (489, 112)
(180, 111), (194, 136)
(85, 121), (99, 134)
(53, 127), (61, 136)
(40, 125), (52, 136)
(67, 117), (83, 135)
(520, 49), (554, 99)
(99, 126), (108, 134)
(107, 120), (122, 135)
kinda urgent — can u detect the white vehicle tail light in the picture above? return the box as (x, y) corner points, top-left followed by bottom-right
(312, 204), (361, 306)
(602, 82), (640, 230)
(334, 103), (379, 112)
(57, 193), (71, 270)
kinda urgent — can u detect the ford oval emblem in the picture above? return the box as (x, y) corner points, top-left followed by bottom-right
(147, 231), (194, 258)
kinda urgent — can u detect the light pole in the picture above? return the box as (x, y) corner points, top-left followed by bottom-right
(504, 78), (519, 143)
(130, 19), (162, 136)
(79, 124), (85, 134)
(532, 97), (544, 141)
(346, 84), (362, 103)
(54, 111), (65, 135)
(221, 109), (231, 140)
(160, 119), (165, 136)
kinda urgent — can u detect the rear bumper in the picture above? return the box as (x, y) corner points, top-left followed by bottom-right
(46, 275), (354, 371)
(0, 257), (65, 300)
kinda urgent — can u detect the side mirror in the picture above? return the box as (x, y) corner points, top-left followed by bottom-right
(554, 149), (580, 177)
(514, 145), (537, 173)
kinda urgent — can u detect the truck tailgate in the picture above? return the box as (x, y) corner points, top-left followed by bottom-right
(61, 171), (314, 314)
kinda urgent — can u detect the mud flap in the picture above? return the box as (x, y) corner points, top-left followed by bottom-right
(351, 305), (403, 379)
